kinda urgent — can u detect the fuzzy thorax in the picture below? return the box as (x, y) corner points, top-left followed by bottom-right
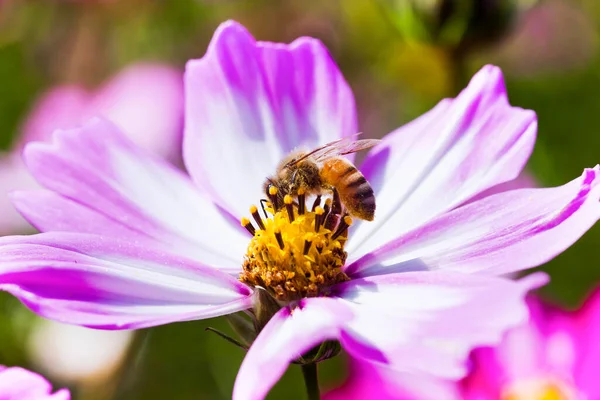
(239, 188), (351, 302)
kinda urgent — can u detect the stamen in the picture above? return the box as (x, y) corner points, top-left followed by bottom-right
(323, 198), (332, 215)
(241, 217), (256, 236)
(284, 195), (295, 222)
(332, 215), (353, 240)
(240, 191), (353, 302)
(250, 205), (266, 230)
(303, 233), (314, 255)
(268, 185), (280, 211)
(297, 188), (306, 215)
(311, 195), (322, 212)
(274, 228), (285, 250)
(314, 206), (325, 232)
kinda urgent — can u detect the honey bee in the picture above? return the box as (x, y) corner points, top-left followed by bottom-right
(264, 135), (380, 221)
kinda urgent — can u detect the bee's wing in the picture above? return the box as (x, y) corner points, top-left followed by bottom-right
(287, 135), (381, 166)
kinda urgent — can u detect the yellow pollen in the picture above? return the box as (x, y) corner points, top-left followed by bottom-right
(240, 217), (250, 226)
(269, 186), (278, 196)
(240, 196), (350, 302)
(501, 377), (576, 400)
(297, 187), (306, 196)
(249, 205), (258, 214)
(343, 215), (353, 226)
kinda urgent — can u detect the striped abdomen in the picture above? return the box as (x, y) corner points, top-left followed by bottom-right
(319, 158), (375, 221)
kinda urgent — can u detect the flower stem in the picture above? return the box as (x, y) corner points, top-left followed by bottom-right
(301, 363), (320, 400)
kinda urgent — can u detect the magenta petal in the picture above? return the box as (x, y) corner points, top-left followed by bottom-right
(16, 117), (247, 273)
(333, 271), (547, 378)
(232, 298), (353, 400)
(349, 65), (536, 257)
(324, 358), (460, 400)
(348, 166), (600, 277)
(185, 20), (357, 217)
(0, 366), (69, 400)
(0, 233), (252, 329)
(572, 289), (600, 396)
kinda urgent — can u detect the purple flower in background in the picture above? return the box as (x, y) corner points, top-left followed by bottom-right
(1, 20), (599, 399)
(0, 366), (69, 400)
(0, 63), (183, 235)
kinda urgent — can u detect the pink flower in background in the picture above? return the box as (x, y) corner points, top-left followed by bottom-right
(461, 290), (600, 399)
(326, 290), (600, 400)
(0, 63), (183, 235)
(0, 366), (69, 399)
(0, 20), (599, 399)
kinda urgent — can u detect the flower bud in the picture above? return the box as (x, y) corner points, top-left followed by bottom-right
(293, 340), (342, 365)
(382, 0), (527, 52)
(252, 286), (282, 333)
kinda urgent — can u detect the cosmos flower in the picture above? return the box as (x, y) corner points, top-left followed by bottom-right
(461, 290), (600, 399)
(0, 366), (69, 399)
(0, 63), (183, 235)
(0, 20), (599, 400)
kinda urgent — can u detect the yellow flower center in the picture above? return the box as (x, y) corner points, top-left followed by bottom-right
(501, 377), (577, 400)
(239, 188), (351, 302)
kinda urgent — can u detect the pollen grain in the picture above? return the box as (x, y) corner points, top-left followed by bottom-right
(240, 197), (350, 302)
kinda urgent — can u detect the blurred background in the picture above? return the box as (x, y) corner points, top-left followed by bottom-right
(0, 0), (599, 398)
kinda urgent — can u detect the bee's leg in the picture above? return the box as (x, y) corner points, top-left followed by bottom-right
(331, 188), (343, 216)
(324, 188), (343, 231)
(290, 170), (298, 193)
(259, 198), (270, 218)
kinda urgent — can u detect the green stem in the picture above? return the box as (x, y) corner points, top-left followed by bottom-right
(301, 363), (320, 400)
(449, 46), (468, 96)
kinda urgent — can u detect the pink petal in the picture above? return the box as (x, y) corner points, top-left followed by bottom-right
(348, 166), (600, 277)
(332, 271), (547, 379)
(0, 366), (70, 400)
(349, 65), (536, 257)
(19, 86), (89, 146)
(14, 117), (247, 273)
(0, 154), (38, 235)
(233, 298), (353, 400)
(0, 233), (252, 329)
(20, 64), (183, 162)
(466, 170), (537, 204)
(87, 63), (184, 163)
(185, 20), (357, 217)
(463, 297), (583, 398)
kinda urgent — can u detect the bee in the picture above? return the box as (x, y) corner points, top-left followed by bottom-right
(264, 135), (380, 221)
